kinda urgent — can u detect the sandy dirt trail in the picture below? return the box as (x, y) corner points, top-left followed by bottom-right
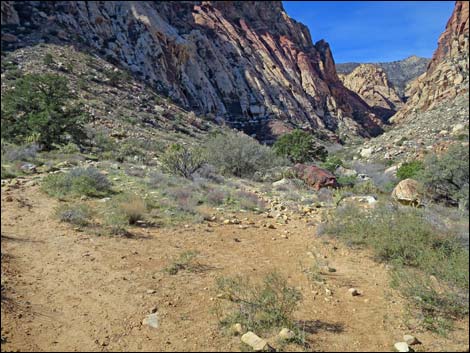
(1, 178), (468, 352)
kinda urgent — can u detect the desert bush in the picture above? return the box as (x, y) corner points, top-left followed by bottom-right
(168, 185), (201, 213)
(1, 166), (17, 179)
(419, 144), (469, 209)
(43, 53), (54, 66)
(113, 194), (148, 225)
(1, 74), (88, 149)
(233, 190), (266, 211)
(161, 143), (205, 179)
(104, 68), (131, 86)
(204, 131), (286, 178)
(2, 143), (40, 162)
(42, 167), (111, 197)
(56, 203), (92, 227)
(215, 272), (302, 334)
(397, 160), (425, 180)
(164, 251), (201, 275)
(321, 156), (344, 173)
(192, 163), (225, 184)
(274, 129), (328, 163)
(205, 188), (229, 206)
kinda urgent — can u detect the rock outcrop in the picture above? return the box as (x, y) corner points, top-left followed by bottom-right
(336, 55), (431, 98)
(1, 1), (383, 141)
(339, 64), (403, 121)
(391, 1), (469, 123)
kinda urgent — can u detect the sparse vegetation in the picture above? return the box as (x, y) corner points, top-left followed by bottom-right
(42, 167), (111, 198)
(322, 203), (469, 333)
(164, 251), (201, 275)
(215, 272), (302, 335)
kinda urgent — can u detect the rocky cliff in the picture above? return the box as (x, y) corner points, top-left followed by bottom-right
(391, 1), (469, 123)
(338, 64), (403, 121)
(1, 1), (383, 141)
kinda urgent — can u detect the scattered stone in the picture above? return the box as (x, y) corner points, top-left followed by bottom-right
(360, 147), (373, 158)
(241, 332), (273, 352)
(20, 163), (37, 173)
(403, 335), (420, 346)
(146, 289), (156, 294)
(231, 323), (244, 336)
(5, 196), (13, 202)
(394, 342), (410, 352)
(278, 328), (295, 341)
(142, 313), (159, 329)
(335, 166), (358, 177)
(348, 288), (360, 296)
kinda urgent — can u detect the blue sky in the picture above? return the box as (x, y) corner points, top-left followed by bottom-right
(282, 1), (455, 63)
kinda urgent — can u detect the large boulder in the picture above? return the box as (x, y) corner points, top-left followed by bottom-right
(392, 178), (422, 206)
(293, 164), (338, 190)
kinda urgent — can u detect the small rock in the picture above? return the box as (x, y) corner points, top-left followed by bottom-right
(403, 335), (419, 346)
(348, 288), (360, 296)
(241, 332), (273, 352)
(278, 328), (295, 340)
(142, 313), (159, 329)
(231, 323), (244, 336)
(146, 289), (156, 294)
(394, 342), (410, 352)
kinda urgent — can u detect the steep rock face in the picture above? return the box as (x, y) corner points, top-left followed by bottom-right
(338, 64), (403, 121)
(336, 56), (430, 98)
(1, 1), (383, 140)
(391, 1), (469, 123)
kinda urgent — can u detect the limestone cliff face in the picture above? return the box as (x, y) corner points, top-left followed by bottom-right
(1, 1), (383, 140)
(391, 1), (469, 123)
(338, 64), (403, 121)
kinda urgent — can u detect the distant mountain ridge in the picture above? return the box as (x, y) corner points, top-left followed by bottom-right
(336, 55), (430, 98)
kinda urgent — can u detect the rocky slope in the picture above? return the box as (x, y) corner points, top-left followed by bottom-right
(336, 55), (430, 99)
(1, 1), (383, 141)
(338, 64), (403, 121)
(391, 1), (469, 123)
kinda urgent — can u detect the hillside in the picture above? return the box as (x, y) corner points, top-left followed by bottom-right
(336, 55), (430, 98)
(1, 1), (384, 141)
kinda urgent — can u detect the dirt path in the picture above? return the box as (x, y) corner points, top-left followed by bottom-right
(1, 178), (468, 352)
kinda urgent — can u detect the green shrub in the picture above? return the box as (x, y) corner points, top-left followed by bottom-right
(321, 156), (344, 173)
(43, 53), (54, 66)
(161, 143), (205, 179)
(215, 272), (302, 334)
(274, 130), (327, 163)
(204, 131), (286, 178)
(419, 144), (469, 209)
(1, 74), (88, 149)
(42, 167), (111, 198)
(396, 160), (424, 180)
(104, 68), (131, 86)
(56, 203), (92, 227)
